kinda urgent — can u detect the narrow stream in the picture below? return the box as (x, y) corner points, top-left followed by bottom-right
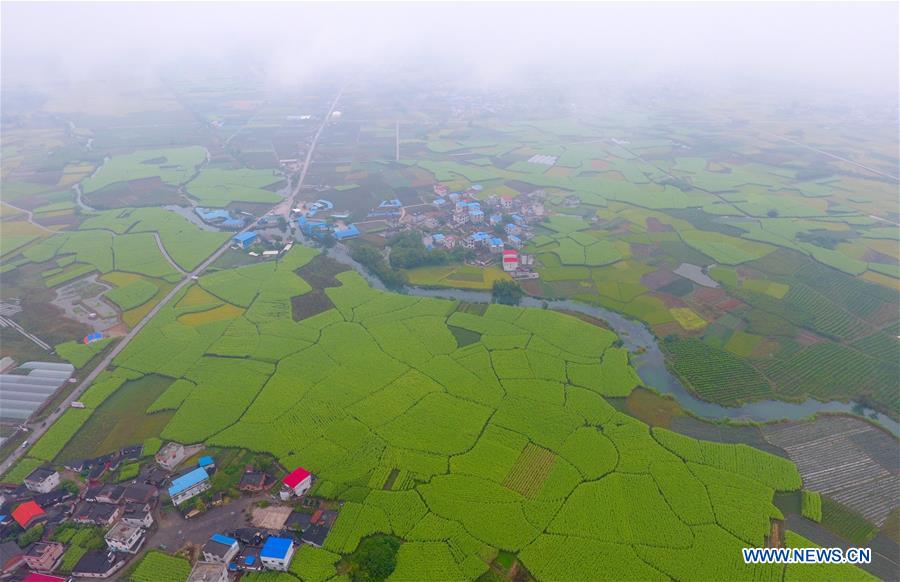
(321, 242), (900, 437)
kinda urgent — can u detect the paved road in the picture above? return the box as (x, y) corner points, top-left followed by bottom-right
(281, 88), (344, 217)
(0, 88), (345, 477)
(0, 233), (241, 475)
(759, 130), (899, 182)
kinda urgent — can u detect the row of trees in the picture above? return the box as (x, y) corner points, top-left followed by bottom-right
(387, 232), (472, 269)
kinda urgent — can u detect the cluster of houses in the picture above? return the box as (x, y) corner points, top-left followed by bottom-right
(292, 199), (360, 243)
(0, 439), (330, 581)
(0, 459), (157, 579)
(179, 466), (329, 581)
(424, 183), (545, 254)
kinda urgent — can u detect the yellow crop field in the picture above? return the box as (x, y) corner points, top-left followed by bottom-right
(177, 285), (225, 309)
(670, 307), (707, 331)
(178, 303), (243, 326)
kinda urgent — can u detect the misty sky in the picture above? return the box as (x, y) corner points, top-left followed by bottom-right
(2, 2), (898, 97)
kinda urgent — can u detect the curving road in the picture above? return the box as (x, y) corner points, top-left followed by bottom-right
(153, 233), (186, 275)
(0, 87), (344, 477)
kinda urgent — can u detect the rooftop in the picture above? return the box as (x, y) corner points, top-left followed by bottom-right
(198, 455), (214, 467)
(12, 500), (44, 528)
(168, 467), (209, 497)
(233, 231), (258, 243)
(187, 562), (225, 582)
(211, 533), (238, 546)
(283, 467), (311, 488)
(25, 467), (57, 482)
(106, 520), (141, 542)
(260, 536), (293, 559)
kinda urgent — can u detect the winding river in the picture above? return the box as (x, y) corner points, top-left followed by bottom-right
(321, 243), (900, 437)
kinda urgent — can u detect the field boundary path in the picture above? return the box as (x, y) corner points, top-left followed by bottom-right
(1, 201), (54, 233)
(0, 86), (345, 477)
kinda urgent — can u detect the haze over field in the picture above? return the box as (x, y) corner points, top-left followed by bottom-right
(1, 2), (899, 581)
(2, 2), (898, 97)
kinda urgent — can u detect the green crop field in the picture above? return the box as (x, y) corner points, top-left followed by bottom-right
(0, 68), (894, 582)
(128, 551), (191, 582)
(82, 146), (206, 193)
(15, 247), (820, 580)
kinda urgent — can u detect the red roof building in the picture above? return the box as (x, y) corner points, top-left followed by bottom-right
(23, 572), (67, 582)
(12, 500), (45, 529)
(502, 250), (519, 272)
(280, 467), (312, 499)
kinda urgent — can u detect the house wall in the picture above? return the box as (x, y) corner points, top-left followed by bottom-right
(25, 473), (59, 493)
(172, 480), (211, 505)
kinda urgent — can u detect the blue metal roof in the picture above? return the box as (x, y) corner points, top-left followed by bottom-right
(233, 231), (257, 243)
(198, 456), (214, 467)
(490, 237), (503, 246)
(260, 537), (293, 559)
(333, 224), (360, 240)
(211, 533), (237, 546)
(245, 555), (256, 565)
(168, 467), (209, 497)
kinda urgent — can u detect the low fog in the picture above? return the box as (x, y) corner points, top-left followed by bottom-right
(2, 2), (898, 99)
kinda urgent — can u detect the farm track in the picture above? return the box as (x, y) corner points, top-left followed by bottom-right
(0, 86), (346, 477)
(152, 232), (186, 274)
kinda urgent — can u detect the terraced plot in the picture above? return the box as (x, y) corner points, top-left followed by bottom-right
(3, 247), (816, 581)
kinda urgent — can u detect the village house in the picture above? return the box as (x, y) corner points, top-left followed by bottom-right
(260, 537), (295, 571)
(71, 550), (126, 578)
(73, 502), (122, 526)
(34, 489), (75, 508)
(168, 467), (211, 506)
(122, 502), (154, 528)
(93, 484), (125, 504)
(12, 500), (45, 530)
(123, 483), (157, 505)
(280, 467), (312, 500)
(0, 541), (24, 574)
(155, 442), (186, 470)
(22, 573), (67, 582)
(23, 541), (64, 572)
(105, 520), (145, 554)
(201, 534), (240, 564)
(502, 250), (519, 272)
(300, 509), (337, 547)
(23, 468), (59, 494)
(188, 562), (229, 582)
(238, 471), (272, 493)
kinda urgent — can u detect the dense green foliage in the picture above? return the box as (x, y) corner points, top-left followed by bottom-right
(31, 249), (804, 580)
(801, 490), (822, 522)
(491, 280), (524, 305)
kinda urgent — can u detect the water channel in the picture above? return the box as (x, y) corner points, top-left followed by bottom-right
(321, 243), (900, 437)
